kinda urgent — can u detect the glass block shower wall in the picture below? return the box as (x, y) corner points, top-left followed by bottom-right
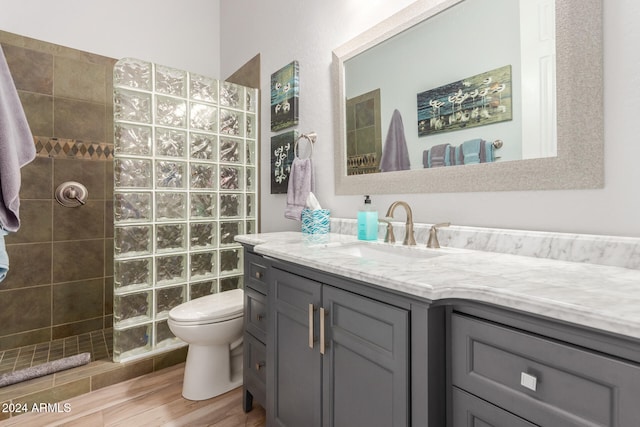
(112, 58), (258, 362)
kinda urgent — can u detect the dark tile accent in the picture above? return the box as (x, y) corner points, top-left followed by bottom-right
(1, 43), (53, 94)
(53, 279), (104, 325)
(91, 359), (153, 391)
(53, 200), (104, 241)
(0, 328), (51, 352)
(105, 202), (114, 238)
(1, 243), (52, 289)
(104, 315), (113, 330)
(4, 200), (52, 244)
(20, 156), (53, 199)
(52, 239), (104, 283)
(52, 318), (104, 341)
(54, 98), (106, 142)
(104, 276), (113, 315)
(18, 91), (54, 137)
(54, 56), (107, 104)
(53, 157), (106, 201)
(152, 346), (188, 371)
(105, 160), (114, 199)
(0, 286), (51, 336)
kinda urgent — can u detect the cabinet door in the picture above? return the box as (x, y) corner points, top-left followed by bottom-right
(269, 268), (323, 427)
(452, 387), (536, 427)
(322, 285), (409, 427)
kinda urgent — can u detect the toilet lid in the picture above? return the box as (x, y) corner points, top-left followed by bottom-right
(169, 289), (244, 324)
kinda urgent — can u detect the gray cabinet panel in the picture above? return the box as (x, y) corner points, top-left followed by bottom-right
(269, 268), (323, 427)
(451, 313), (640, 427)
(243, 332), (266, 407)
(323, 285), (409, 427)
(245, 286), (267, 343)
(452, 387), (536, 427)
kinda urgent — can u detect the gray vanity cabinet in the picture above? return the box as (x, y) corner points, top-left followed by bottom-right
(268, 265), (409, 427)
(243, 251), (269, 413)
(450, 308), (640, 427)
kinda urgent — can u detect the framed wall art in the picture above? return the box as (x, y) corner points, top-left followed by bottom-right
(417, 65), (512, 137)
(270, 60), (299, 131)
(270, 130), (298, 194)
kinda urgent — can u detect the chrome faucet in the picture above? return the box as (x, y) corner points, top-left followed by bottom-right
(426, 222), (451, 248)
(384, 201), (416, 246)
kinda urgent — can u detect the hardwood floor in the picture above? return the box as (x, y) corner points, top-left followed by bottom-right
(0, 363), (266, 427)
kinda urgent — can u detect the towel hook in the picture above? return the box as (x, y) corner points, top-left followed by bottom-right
(492, 140), (503, 149)
(294, 132), (316, 159)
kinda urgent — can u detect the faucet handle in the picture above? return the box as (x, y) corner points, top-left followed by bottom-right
(379, 217), (395, 244)
(427, 222), (450, 249)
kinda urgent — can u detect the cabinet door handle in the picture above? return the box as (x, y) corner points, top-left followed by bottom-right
(320, 307), (326, 355)
(255, 361), (265, 371)
(254, 271), (263, 279)
(309, 304), (315, 349)
(256, 313), (264, 321)
(520, 372), (538, 392)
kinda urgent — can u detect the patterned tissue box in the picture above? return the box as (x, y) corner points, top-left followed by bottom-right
(301, 209), (330, 234)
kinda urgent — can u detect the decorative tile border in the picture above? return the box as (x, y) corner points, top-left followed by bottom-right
(34, 137), (113, 161)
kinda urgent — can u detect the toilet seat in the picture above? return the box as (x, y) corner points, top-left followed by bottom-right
(169, 289), (244, 325)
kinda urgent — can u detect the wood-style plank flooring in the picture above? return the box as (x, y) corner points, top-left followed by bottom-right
(0, 363), (266, 427)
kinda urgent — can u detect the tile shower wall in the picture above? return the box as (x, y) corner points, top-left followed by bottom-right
(113, 58), (258, 361)
(0, 31), (116, 351)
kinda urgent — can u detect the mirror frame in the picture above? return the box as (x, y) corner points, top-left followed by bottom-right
(332, 0), (603, 194)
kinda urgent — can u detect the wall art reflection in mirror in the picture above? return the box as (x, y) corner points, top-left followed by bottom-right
(417, 65), (512, 137)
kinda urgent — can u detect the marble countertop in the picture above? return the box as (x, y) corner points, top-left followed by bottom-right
(236, 232), (640, 341)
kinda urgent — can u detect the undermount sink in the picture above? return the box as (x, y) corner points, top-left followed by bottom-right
(327, 241), (464, 263)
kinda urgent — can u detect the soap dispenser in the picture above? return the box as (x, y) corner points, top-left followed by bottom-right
(357, 195), (378, 241)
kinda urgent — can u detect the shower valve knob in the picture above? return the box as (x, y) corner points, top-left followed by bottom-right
(55, 181), (88, 207)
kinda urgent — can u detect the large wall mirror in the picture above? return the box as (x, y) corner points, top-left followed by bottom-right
(332, 0), (603, 194)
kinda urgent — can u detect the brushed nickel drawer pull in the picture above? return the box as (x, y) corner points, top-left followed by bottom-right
(520, 372), (538, 392)
(256, 313), (264, 321)
(254, 271), (263, 279)
(309, 304), (315, 349)
(255, 361), (265, 371)
(320, 307), (326, 355)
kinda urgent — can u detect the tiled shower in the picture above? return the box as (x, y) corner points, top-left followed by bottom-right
(1, 32), (257, 366)
(112, 58), (258, 361)
(0, 30), (116, 355)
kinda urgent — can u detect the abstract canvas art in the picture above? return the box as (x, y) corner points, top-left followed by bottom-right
(270, 61), (299, 131)
(270, 130), (297, 194)
(417, 65), (512, 137)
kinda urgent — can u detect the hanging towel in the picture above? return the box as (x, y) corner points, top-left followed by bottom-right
(0, 44), (35, 233)
(460, 138), (483, 164)
(285, 157), (314, 221)
(422, 150), (429, 168)
(379, 109), (410, 172)
(0, 230), (8, 283)
(483, 140), (495, 163)
(428, 143), (450, 167)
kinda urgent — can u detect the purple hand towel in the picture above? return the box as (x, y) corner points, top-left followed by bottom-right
(285, 157), (314, 221)
(0, 45), (35, 232)
(379, 109), (410, 172)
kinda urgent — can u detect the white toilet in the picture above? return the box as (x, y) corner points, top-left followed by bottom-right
(168, 288), (244, 401)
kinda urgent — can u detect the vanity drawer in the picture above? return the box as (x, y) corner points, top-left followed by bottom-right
(245, 286), (267, 342)
(451, 313), (640, 427)
(452, 387), (535, 427)
(243, 332), (266, 404)
(245, 252), (268, 294)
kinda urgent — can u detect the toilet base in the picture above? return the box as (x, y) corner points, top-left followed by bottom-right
(181, 343), (243, 401)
